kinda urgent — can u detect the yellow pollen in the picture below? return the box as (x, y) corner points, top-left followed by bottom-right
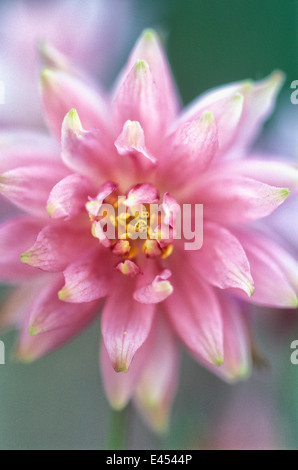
(161, 244), (174, 259)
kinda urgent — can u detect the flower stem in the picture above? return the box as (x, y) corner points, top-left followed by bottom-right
(106, 406), (129, 450)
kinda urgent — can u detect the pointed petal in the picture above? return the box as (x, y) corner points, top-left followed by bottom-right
(175, 91), (244, 154)
(196, 294), (252, 383)
(234, 71), (285, 150)
(100, 340), (147, 411)
(58, 254), (110, 303)
(113, 60), (165, 149)
(101, 278), (155, 372)
(190, 222), (254, 297)
(125, 183), (159, 207)
(47, 173), (94, 220)
(114, 29), (180, 124)
(133, 270), (174, 304)
(115, 260), (142, 277)
(61, 109), (115, 182)
(235, 230), (298, 307)
(14, 296), (99, 362)
(159, 112), (218, 182)
(0, 216), (44, 282)
(0, 164), (69, 217)
(40, 68), (111, 139)
(134, 316), (180, 434)
(21, 223), (95, 273)
(218, 157), (298, 192)
(28, 275), (100, 334)
(162, 193), (181, 226)
(165, 265), (224, 365)
(115, 120), (157, 167)
(197, 175), (290, 225)
(0, 131), (59, 173)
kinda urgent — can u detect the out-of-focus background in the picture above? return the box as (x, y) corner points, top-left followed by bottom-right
(0, 0), (298, 450)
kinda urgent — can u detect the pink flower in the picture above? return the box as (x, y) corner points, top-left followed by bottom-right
(0, 0), (141, 128)
(1, 29), (298, 433)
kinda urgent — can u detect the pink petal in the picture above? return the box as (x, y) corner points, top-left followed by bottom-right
(40, 68), (111, 139)
(134, 315), (180, 434)
(217, 157), (298, 192)
(58, 253), (110, 303)
(61, 109), (115, 182)
(189, 222), (254, 297)
(115, 120), (157, 167)
(133, 270), (174, 304)
(14, 294), (100, 362)
(0, 164), (69, 217)
(198, 294), (252, 383)
(0, 216), (44, 282)
(235, 230), (298, 307)
(125, 183), (159, 207)
(162, 193), (181, 226)
(164, 263), (224, 365)
(47, 173), (95, 220)
(159, 112), (218, 183)
(115, 260), (142, 277)
(233, 71), (285, 151)
(86, 181), (118, 217)
(113, 60), (165, 151)
(175, 91), (244, 154)
(21, 222), (95, 273)
(197, 175), (290, 225)
(101, 278), (155, 372)
(114, 29), (180, 126)
(100, 340), (148, 411)
(28, 275), (100, 334)
(0, 131), (59, 173)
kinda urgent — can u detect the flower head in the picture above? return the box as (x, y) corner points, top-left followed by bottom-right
(1, 29), (298, 432)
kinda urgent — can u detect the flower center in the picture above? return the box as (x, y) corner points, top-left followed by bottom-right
(86, 182), (175, 263)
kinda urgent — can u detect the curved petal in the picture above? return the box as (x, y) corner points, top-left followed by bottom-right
(40, 68), (111, 139)
(158, 111), (218, 183)
(164, 260), (224, 366)
(189, 222), (254, 297)
(0, 216), (44, 282)
(47, 173), (95, 220)
(134, 315), (180, 434)
(196, 294), (252, 383)
(196, 175), (289, 225)
(0, 164), (69, 217)
(28, 275), (100, 334)
(234, 229), (298, 307)
(0, 131), (59, 173)
(21, 222), (96, 273)
(58, 252), (110, 303)
(101, 277), (155, 372)
(61, 109), (115, 182)
(113, 60), (165, 151)
(114, 29), (181, 125)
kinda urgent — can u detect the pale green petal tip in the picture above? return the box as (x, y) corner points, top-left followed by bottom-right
(291, 296), (298, 308)
(20, 251), (31, 264)
(214, 355), (224, 367)
(142, 28), (157, 40)
(200, 111), (215, 127)
(135, 59), (150, 73)
(64, 108), (82, 133)
(40, 67), (55, 86)
(28, 326), (39, 336)
(280, 188), (290, 200)
(58, 289), (69, 302)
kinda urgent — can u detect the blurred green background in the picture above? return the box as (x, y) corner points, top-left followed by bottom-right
(0, 0), (298, 450)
